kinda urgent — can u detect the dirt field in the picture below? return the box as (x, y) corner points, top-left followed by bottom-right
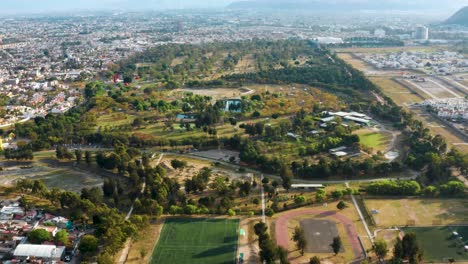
(370, 77), (424, 106)
(274, 206), (366, 264)
(364, 198), (468, 228)
(404, 78), (464, 99)
(337, 53), (370, 72)
(0, 160), (104, 192)
(341, 57), (467, 153)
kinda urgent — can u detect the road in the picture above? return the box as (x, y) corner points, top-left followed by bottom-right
(117, 153), (164, 264)
(174, 152), (419, 184)
(346, 182), (374, 245)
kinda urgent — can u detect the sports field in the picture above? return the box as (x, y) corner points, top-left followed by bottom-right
(365, 198), (468, 227)
(356, 130), (392, 152)
(300, 219), (343, 253)
(151, 218), (239, 264)
(402, 226), (468, 262)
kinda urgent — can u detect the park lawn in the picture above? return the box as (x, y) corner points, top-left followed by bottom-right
(150, 218), (239, 264)
(96, 112), (135, 127)
(355, 130), (392, 152)
(364, 198), (468, 228)
(402, 226), (468, 262)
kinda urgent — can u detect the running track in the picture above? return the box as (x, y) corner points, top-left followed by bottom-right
(275, 209), (365, 262)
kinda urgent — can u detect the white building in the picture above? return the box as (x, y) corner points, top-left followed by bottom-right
(414, 26), (429, 41)
(374, 29), (386, 38)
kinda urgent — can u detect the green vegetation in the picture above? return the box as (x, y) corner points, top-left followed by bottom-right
(356, 131), (391, 152)
(401, 226), (468, 262)
(292, 226), (307, 255)
(151, 218), (239, 264)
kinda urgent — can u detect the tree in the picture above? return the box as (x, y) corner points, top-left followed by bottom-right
(171, 159), (188, 170)
(310, 256), (321, 264)
(294, 195), (306, 205)
(315, 188), (326, 202)
(401, 233), (423, 264)
(85, 151), (92, 165)
(254, 222), (268, 236)
(97, 252), (114, 264)
(75, 149), (83, 163)
(55, 230), (69, 245)
(277, 246), (290, 264)
(281, 175), (292, 191)
(292, 226), (307, 255)
(337, 201), (348, 210)
(331, 190), (343, 200)
(373, 239), (389, 260)
(331, 236), (342, 255)
(80, 235), (99, 255)
(28, 229), (52, 244)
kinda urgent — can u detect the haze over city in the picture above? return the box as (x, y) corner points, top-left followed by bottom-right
(0, 0), (466, 264)
(0, 0), (466, 15)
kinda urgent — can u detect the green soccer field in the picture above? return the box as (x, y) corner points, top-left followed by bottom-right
(402, 226), (468, 262)
(151, 218), (240, 264)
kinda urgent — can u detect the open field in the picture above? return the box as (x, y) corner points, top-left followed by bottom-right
(0, 160), (104, 192)
(410, 108), (468, 153)
(355, 129), (392, 152)
(150, 218), (239, 264)
(402, 226), (468, 262)
(364, 198), (468, 228)
(403, 78), (464, 99)
(339, 53), (467, 153)
(369, 77), (424, 106)
(337, 53), (370, 72)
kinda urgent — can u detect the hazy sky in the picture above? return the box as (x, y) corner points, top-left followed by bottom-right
(0, 0), (465, 14)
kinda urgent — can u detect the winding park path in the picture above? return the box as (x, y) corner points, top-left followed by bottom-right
(275, 209), (365, 263)
(117, 153), (164, 264)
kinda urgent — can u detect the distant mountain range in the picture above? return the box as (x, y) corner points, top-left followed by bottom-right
(228, 0), (466, 13)
(445, 6), (468, 26)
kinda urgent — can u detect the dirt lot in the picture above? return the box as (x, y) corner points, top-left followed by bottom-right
(404, 78), (463, 99)
(364, 198), (468, 228)
(0, 160), (104, 192)
(370, 77), (424, 106)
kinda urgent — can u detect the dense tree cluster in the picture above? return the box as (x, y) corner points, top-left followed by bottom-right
(15, 179), (147, 258)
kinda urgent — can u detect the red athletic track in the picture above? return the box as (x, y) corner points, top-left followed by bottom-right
(275, 209), (365, 263)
